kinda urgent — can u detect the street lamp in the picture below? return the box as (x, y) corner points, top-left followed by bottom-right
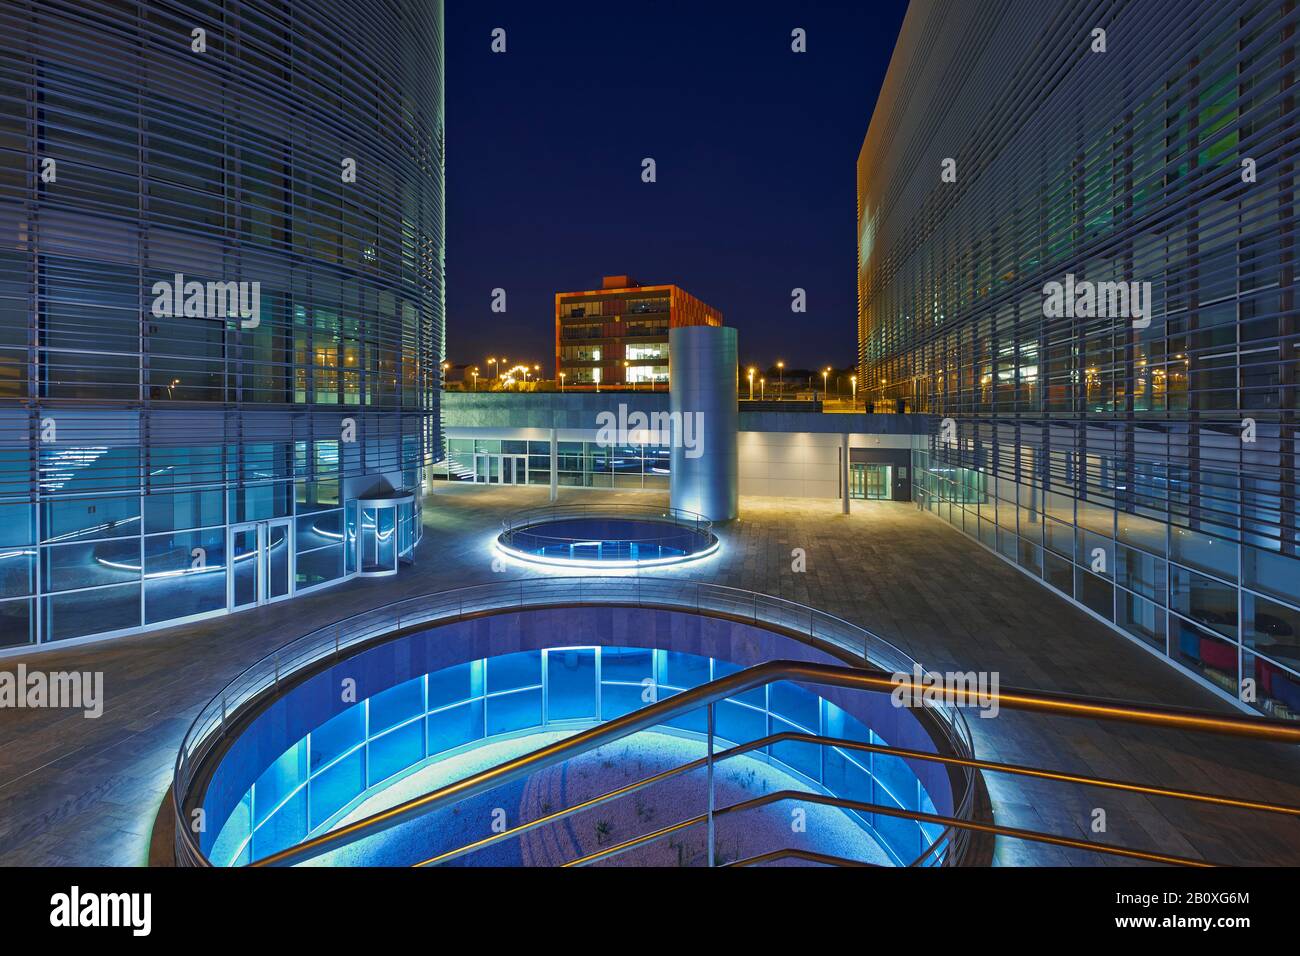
(487, 356), (499, 383)
(822, 366), (830, 398)
(747, 366), (755, 401)
(760, 376), (766, 400)
(559, 372), (566, 393)
(850, 374), (857, 403)
(471, 366), (479, 391)
(624, 360), (633, 391)
(776, 360), (784, 399)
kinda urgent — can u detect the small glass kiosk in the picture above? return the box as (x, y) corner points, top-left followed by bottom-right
(353, 492), (419, 577)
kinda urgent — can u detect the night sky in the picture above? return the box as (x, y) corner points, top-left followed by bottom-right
(443, 0), (910, 376)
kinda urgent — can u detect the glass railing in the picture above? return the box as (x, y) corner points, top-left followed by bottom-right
(497, 504), (714, 563)
(173, 576), (976, 866)
(205, 646), (952, 867)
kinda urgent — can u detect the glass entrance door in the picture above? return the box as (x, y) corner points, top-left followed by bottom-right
(865, 465), (891, 499)
(473, 453), (499, 484)
(355, 494), (415, 576)
(265, 519), (292, 602)
(505, 454), (527, 484)
(849, 463), (892, 500)
(359, 504), (396, 574)
(229, 519), (294, 610)
(230, 523), (260, 610)
(474, 453), (527, 485)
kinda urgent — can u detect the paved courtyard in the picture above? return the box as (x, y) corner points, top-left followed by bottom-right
(1, 484), (1298, 866)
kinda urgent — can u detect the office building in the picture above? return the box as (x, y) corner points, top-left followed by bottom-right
(0, 0), (445, 651)
(858, 0), (1299, 715)
(555, 275), (721, 387)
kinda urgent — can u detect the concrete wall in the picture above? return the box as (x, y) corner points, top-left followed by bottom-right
(739, 431), (915, 499)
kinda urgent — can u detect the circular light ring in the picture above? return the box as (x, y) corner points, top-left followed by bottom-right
(494, 531), (720, 569)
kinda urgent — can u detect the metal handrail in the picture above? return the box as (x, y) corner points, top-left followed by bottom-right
(499, 503), (713, 545)
(411, 729), (935, 868)
(176, 576), (1300, 868)
(173, 576), (971, 867)
(414, 726), (1300, 868)
(560, 791), (1220, 869)
(247, 660), (978, 867)
(247, 659), (1300, 868)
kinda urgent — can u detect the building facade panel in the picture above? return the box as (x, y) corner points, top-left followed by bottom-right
(858, 0), (1299, 715)
(0, 0), (445, 651)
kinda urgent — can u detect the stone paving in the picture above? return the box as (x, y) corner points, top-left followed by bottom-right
(1, 483), (1298, 866)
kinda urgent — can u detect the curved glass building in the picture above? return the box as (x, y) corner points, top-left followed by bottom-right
(858, 0), (1299, 717)
(0, 0), (445, 649)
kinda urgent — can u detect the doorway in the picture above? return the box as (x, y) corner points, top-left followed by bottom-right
(228, 518), (293, 610)
(849, 463), (892, 500)
(474, 453), (527, 485)
(355, 493), (418, 576)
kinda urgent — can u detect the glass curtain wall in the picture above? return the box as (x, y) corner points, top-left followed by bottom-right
(860, 1), (1299, 717)
(0, 0), (445, 649)
(438, 438), (672, 491)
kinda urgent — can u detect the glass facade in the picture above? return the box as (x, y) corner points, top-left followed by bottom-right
(436, 437), (672, 490)
(555, 279), (722, 387)
(209, 645), (942, 867)
(859, 1), (1300, 716)
(0, 0), (444, 648)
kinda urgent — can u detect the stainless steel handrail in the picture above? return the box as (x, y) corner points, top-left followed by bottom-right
(499, 503), (713, 547)
(410, 729), (965, 869)
(173, 576), (972, 866)
(248, 660), (976, 868)
(416, 728), (1300, 866)
(502, 503), (711, 532)
(246, 657), (1300, 868)
(561, 790), (1221, 869)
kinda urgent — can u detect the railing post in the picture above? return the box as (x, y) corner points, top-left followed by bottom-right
(706, 702), (716, 867)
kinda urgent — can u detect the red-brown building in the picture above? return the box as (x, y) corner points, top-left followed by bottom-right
(555, 275), (723, 388)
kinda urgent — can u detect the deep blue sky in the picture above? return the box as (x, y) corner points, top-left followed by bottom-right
(443, 0), (909, 374)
